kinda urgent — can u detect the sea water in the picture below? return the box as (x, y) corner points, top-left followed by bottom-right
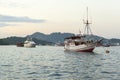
(0, 46), (120, 80)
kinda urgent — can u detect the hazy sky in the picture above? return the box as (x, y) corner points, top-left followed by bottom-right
(0, 0), (120, 38)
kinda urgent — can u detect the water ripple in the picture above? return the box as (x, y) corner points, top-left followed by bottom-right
(1, 64), (13, 67)
(49, 73), (63, 77)
(0, 46), (120, 80)
(101, 71), (117, 74)
(27, 72), (39, 75)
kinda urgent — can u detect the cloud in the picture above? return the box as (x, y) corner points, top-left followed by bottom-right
(0, 0), (25, 8)
(0, 23), (15, 27)
(0, 15), (46, 23)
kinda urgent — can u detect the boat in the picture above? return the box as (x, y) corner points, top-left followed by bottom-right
(24, 37), (36, 48)
(64, 7), (102, 52)
(16, 42), (24, 47)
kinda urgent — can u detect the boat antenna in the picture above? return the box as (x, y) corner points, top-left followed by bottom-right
(79, 29), (82, 36)
(84, 7), (92, 35)
(87, 7), (88, 22)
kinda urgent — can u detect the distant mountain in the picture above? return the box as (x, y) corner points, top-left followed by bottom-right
(30, 32), (120, 46)
(30, 32), (75, 43)
(109, 38), (120, 46)
(110, 38), (120, 43)
(0, 36), (53, 45)
(0, 32), (119, 46)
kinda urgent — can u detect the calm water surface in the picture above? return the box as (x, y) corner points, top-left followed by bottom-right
(0, 46), (120, 80)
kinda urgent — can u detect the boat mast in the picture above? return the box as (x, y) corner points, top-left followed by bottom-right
(79, 29), (82, 36)
(84, 7), (92, 35)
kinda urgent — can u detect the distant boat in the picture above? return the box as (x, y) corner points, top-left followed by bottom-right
(16, 42), (24, 47)
(24, 37), (36, 48)
(64, 7), (102, 52)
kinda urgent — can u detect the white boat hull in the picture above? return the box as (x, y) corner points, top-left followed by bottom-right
(64, 44), (95, 52)
(24, 44), (36, 48)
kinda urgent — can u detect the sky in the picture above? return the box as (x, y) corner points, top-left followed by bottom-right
(0, 0), (120, 38)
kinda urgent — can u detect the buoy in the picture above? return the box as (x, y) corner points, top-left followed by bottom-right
(106, 50), (110, 53)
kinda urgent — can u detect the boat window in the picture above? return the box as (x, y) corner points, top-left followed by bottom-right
(81, 42), (84, 44)
(75, 42), (80, 45)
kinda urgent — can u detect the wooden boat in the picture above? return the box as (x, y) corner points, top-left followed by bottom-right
(16, 42), (24, 47)
(64, 7), (102, 52)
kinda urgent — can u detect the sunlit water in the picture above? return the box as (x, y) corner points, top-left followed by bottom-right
(0, 46), (120, 80)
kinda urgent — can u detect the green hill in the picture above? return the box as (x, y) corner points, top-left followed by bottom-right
(0, 37), (53, 45)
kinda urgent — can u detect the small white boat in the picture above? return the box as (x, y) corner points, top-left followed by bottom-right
(24, 37), (36, 48)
